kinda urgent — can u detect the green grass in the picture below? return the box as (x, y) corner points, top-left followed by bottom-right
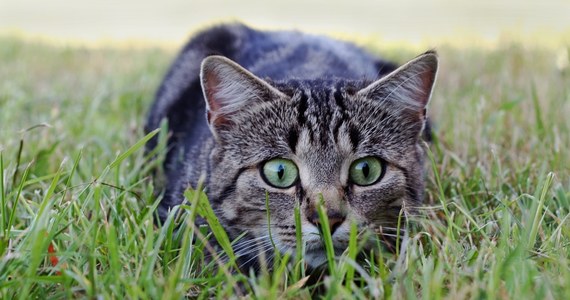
(0, 35), (569, 299)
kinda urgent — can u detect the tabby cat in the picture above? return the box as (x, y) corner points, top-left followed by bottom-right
(145, 23), (438, 270)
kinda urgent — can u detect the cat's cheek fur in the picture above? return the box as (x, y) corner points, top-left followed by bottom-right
(351, 168), (407, 214)
(218, 171), (265, 229)
(218, 169), (298, 233)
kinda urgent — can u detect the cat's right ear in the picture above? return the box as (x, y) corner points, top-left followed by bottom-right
(200, 56), (287, 126)
(357, 51), (438, 121)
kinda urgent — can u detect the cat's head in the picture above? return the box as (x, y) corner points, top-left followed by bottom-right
(200, 52), (438, 269)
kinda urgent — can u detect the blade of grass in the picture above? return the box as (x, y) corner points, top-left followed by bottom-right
(20, 161), (64, 300)
(426, 145), (450, 219)
(293, 203), (305, 281)
(1, 152), (5, 234)
(263, 191), (280, 275)
(531, 82), (545, 137)
(184, 186), (243, 297)
(109, 129), (159, 170)
(0, 152), (5, 258)
(142, 204), (178, 282)
(345, 220), (358, 293)
(270, 252), (291, 296)
(7, 162), (31, 239)
(189, 188), (236, 266)
(396, 208), (404, 256)
(315, 196), (336, 272)
(265, 191), (277, 250)
(527, 172), (555, 250)
(165, 195), (200, 298)
(11, 139), (23, 188)
(106, 224), (121, 281)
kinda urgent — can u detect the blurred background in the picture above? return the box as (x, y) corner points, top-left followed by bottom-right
(1, 0), (569, 47)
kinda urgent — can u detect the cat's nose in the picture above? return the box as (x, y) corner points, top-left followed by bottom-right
(308, 210), (346, 235)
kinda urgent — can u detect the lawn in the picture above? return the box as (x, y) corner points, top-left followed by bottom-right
(0, 35), (569, 299)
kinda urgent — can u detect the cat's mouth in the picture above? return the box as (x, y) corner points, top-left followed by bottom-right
(304, 244), (346, 254)
(301, 242), (348, 268)
(292, 228), (402, 268)
(303, 246), (352, 269)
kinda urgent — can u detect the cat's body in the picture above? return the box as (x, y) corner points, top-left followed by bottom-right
(146, 23), (437, 269)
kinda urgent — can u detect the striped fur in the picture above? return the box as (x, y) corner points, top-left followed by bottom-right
(145, 24), (438, 270)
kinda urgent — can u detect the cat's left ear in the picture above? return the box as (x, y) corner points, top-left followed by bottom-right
(200, 55), (287, 126)
(357, 51), (438, 119)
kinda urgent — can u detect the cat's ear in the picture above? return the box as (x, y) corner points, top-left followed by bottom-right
(200, 55), (287, 126)
(357, 51), (438, 119)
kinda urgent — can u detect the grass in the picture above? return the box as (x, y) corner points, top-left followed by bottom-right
(0, 34), (569, 299)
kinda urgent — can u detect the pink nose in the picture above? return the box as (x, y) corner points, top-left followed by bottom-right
(308, 210), (346, 234)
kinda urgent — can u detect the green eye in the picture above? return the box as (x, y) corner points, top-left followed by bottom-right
(349, 157), (384, 186)
(261, 158), (299, 188)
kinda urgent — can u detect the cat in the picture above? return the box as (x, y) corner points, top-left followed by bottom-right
(145, 23), (438, 270)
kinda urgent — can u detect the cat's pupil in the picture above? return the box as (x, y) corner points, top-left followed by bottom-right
(361, 162), (370, 178)
(277, 164), (285, 180)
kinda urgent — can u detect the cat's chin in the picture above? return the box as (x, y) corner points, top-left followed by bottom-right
(303, 250), (329, 269)
(302, 246), (347, 269)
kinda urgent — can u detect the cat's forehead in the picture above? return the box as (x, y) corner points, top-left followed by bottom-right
(273, 79), (370, 97)
(268, 80), (367, 154)
(218, 77), (419, 164)
(271, 79), (372, 120)
(274, 79), (417, 157)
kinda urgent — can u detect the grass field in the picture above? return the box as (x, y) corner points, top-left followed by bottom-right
(1, 35), (569, 299)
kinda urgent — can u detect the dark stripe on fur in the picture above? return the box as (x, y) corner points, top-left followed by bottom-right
(296, 182), (306, 206)
(297, 92), (308, 127)
(212, 167), (247, 205)
(348, 125), (361, 150)
(287, 127), (299, 154)
(391, 165), (419, 203)
(332, 120), (343, 144)
(332, 84), (350, 144)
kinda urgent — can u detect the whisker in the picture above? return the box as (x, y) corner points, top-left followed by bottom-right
(256, 244), (287, 273)
(234, 238), (272, 256)
(214, 234), (273, 262)
(238, 241), (276, 269)
(232, 235), (270, 251)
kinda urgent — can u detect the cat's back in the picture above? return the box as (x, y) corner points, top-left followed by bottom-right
(226, 24), (391, 80)
(183, 23), (392, 78)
